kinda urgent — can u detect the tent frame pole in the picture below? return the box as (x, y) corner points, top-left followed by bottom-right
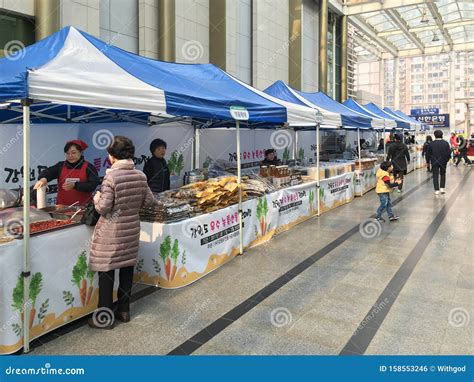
(383, 126), (386, 156)
(293, 129), (297, 161)
(236, 121), (243, 255)
(195, 125), (200, 169)
(316, 123), (321, 216)
(22, 99), (32, 353)
(357, 127), (363, 197)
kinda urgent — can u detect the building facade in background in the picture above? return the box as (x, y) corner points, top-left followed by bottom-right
(0, 0), (351, 101)
(355, 52), (474, 129)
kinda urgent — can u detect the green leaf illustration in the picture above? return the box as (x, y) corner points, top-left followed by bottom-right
(38, 298), (50, 322)
(29, 273), (43, 307)
(63, 290), (74, 307)
(160, 236), (172, 262)
(171, 239), (180, 265)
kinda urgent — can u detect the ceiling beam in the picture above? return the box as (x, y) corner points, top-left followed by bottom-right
(426, 0), (453, 49)
(353, 35), (382, 58)
(345, 0), (426, 16)
(349, 16), (398, 56)
(378, 19), (474, 37)
(384, 8), (425, 53)
(382, 41), (474, 58)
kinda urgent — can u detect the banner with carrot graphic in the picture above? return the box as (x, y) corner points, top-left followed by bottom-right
(71, 251), (96, 307)
(354, 167), (377, 195)
(319, 172), (355, 213)
(0, 225), (102, 355)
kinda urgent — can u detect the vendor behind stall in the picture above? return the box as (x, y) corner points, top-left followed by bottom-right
(143, 138), (171, 194)
(33, 140), (100, 206)
(261, 149), (281, 166)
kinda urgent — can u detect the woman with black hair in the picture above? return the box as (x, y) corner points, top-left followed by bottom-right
(422, 135), (433, 172)
(89, 136), (156, 329)
(33, 140), (100, 206)
(143, 138), (170, 193)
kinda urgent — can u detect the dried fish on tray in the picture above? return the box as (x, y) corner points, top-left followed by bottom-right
(140, 195), (193, 223)
(169, 176), (248, 214)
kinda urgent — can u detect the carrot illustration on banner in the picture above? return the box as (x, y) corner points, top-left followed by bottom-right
(170, 239), (180, 281)
(72, 252), (94, 307)
(11, 272), (43, 331)
(160, 236), (172, 280)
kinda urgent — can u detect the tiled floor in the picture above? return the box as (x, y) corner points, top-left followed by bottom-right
(29, 166), (473, 355)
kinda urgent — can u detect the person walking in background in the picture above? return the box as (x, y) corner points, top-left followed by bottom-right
(426, 130), (452, 195)
(422, 135), (433, 172)
(455, 135), (472, 167)
(375, 161), (401, 223)
(450, 132), (458, 164)
(143, 138), (171, 194)
(386, 134), (410, 193)
(89, 136), (156, 329)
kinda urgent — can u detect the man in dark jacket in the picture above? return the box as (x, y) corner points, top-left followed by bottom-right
(143, 138), (171, 194)
(426, 130), (452, 195)
(386, 134), (410, 192)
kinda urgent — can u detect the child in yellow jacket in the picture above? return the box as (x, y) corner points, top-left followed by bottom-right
(375, 161), (401, 223)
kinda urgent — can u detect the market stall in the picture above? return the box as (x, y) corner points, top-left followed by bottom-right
(0, 222), (95, 355)
(0, 26), (319, 353)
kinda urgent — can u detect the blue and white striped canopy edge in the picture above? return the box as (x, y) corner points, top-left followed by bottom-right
(343, 98), (396, 129)
(363, 103), (411, 130)
(0, 26), (317, 127)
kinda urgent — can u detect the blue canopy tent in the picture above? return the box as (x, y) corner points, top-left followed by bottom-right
(0, 26), (320, 352)
(364, 103), (411, 130)
(389, 109), (431, 131)
(383, 107), (418, 131)
(264, 81), (387, 130)
(343, 98), (395, 130)
(263, 81), (383, 199)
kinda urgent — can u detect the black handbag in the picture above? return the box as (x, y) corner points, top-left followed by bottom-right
(81, 202), (100, 226)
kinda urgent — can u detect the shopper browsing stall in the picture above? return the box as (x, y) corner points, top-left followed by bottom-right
(386, 134), (410, 192)
(33, 140), (100, 206)
(89, 136), (156, 329)
(261, 149), (281, 166)
(143, 138), (171, 194)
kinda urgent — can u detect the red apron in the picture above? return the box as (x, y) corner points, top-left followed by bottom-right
(57, 161), (92, 206)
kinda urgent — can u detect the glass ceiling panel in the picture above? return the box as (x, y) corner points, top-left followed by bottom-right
(353, 0), (473, 53)
(458, 2), (474, 11)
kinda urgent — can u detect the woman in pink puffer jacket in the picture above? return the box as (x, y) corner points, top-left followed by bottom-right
(89, 136), (155, 329)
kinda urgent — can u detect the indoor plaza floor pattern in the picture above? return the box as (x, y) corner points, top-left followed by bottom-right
(28, 166), (473, 356)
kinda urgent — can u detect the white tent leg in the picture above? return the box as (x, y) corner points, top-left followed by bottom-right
(293, 129), (297, 160)
(358, 128), (362, 196)
(195, 126), (200, 168)
(316, 124), (321, 217)
(22, 100), (31, 353)
(236, 121), (243, 255)
(383, 127), (386, 156)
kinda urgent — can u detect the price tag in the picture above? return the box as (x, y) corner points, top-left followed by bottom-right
(230, 106), (249, 121)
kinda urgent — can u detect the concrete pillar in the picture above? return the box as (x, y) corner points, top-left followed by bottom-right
(379, 59), (385, 108)
(340, 15), (348, 102)
(449, 50), (456, 131)
(289, 0), (302, 90)
(35, 0), (60, 41)
(318, 0), (328, 93)
(467, 104), (472, 137)
(393, 56), (400, 109)
(210, 0), (226, 70)
(159, 0), (176, 62)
